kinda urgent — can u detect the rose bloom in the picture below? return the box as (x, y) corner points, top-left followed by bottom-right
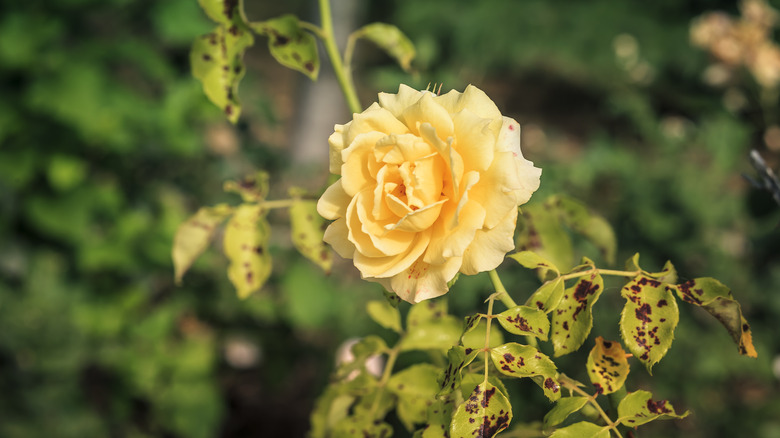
(317, 85), (541, 303)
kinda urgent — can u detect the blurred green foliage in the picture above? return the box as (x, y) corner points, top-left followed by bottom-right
(1, 0), (779, 437)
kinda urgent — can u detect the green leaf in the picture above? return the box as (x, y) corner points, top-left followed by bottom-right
(223, 171), (270, 202)
(460, 373), (509, 401)
(250, 15), (319, 80)
(671, 278), (757, 358)
(509, 251), (560, 275)
(223, 204), (272, 298)
(550, 273), (604, 357)
(419, 398), (454, 438)
(461, 314), (483, 340)
(496, 305), (550, 341)
(438, 346), (480, 396)
(619, 276), (679, 373)
(617, 390), (689, 427)
(309, 385), (356, 438)
(624, 253), (641, 272)
(407, 298), (448, 328)
(172, 203), (233, 284)
(332, 415), (393, 438)
(399, 316), (462, 352)
(336, 336), (388, 380)
(549, 421), (610, 438)
(516, 203), (574, 273)
(649, 260), (677, 284)
(352, 23), (416, 72)
(461, 319), (505, 351)
(551, 195), (617, 265)
(289, 197), (332, 273)
(383, 288), (403, 308)
(586, 337), (629, 395)
(367, 300), (402, 334)
(543, 397), (590, 428)
(490, 343), (561, 401)
(525, 277), (565, 313)
(450, 382), (512, 438)
(191, 23), (254, 123)
(388, 364), (441, 431)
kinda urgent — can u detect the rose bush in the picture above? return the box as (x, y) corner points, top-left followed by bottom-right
(317, 85), (541, 303)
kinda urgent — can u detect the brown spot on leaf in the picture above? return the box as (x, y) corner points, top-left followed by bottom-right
(635, 303), (652, 323)
(646, 398), (671, 414)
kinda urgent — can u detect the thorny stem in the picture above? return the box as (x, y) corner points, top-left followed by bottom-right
(318, 0), (362, 114)
(489, 269), (538, 348)
(560, 375), (624, 438)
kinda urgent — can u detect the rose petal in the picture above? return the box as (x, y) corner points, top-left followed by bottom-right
(390, 256), (462, 303)
(378, 84), (427, 118)
(354, 229), (432, 278)
(345, 105), (409, 145)
(460, 207), (518, 275)
(328, 123), (349, 174)
(452, 109), (496, 172)
(317, 179), (351, 220)
(423, 200), (486, 265)
(401, 92), (455, 139)
(419, 123), (464, 200)
(341, 131), (386, 196)
(323, 218), (355, 259)
(387, 198), (447, 233)
(468, 151), (539, 228)
(434, 84), (502, 121)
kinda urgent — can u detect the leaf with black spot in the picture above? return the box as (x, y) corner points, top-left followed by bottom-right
(367, 300), (402, 334)
(388, 364), (441, 432)
(172, 203), (233, 284)
(550, 272), (604, 357)
(289, 193), (332, 274)
(586, 337), (629, 395)
(619, 275), (678, 374)
(509, 250), (560, 275)
(223, 204), (271, 298)
(496, 305), (550, 341)
(418, 398), (454, 438)
(549, 195), (616, 265)
(331, 414), (393, 438)
(407, 297), (448, 328)
(223, 171), (269, 202)
(525, 277), (565, 313)
(460, 314), (483, 342)
(450, 381), (512, 438)
(617, 390), (689, 427)
(437, 346), (479, 397)
(671, 277), (757, 358)
(351, 23), (416, 72)
(489, 342), (561, 401)
(543, 397), (590, 428)
(197, 0), (247, 25)
(250, 15), (320, 80)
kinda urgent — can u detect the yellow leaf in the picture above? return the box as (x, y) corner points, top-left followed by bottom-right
(172, 204), (233, 284)
(223, 204), (272, 298)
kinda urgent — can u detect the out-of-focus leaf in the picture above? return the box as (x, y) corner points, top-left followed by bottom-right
(550, 272), (604, 357)
(586, 337), (629, 395)
(509, 250), (560, 274)
(289, 197), (332, 273)
(551, 195), (617, 265)
(495, 305), (550, 340)
(419, 398), (454, 438)
(332, 415), (393, 438)
(450, 381), (512, 438)
(516, 202), (574, 274)
(250, 15), (319, 80)
(191, 21), (254, 123)
(399, 316), (461, 352)
(549, 421), (610, 438)
(223, 204), (271, 298)
(367, 300), (402, 334)
(619, 276), (679, 373)
(353, 23), (416, 71)
(460, 314), (483, 340)
(672, 277), (757, 358)
(223, 171), (269, 202)
(525, 277), (565, 313)
(490, 342), (561, 401)
(388, 364), (441, 431)
(438, 346), (480, 396)
(543, 397), (590, 428)
(407, 298), (448, 328)
(173, 203), (233, 284)
(617, 390), (689, 427)
(197, 0), (247, 25)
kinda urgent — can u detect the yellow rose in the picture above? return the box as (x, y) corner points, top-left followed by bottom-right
(317, 85), (541, 303)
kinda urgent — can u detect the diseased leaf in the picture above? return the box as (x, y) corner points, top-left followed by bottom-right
(407, 298), (448, 328)
(550, 195), (617, 265)
(619, 276), (679, 373)
(617, 390), (689, 427)
(509, 250), (560, 274)
(250, 15), (319, 80)
(461, 319), (504, 352)
(388, 364), (441, 431)
(490, 343), (561, 401)
(450, 382), (512, 438)
(525, 277), (565, 313)
(649, 260), (677, 284)
(586, 337), (629, 395)
(191, 22), (254, 123)
(461, 314), (483, 340)
(367, 300), (402, 334)
(496, 305), (550, 341)
(551, 273), (604, 357)
(197, 0), (247, 25)
(543, 397), (590, 428)
(332, 415), (393, 438)
(672, 277), (757, 358)
(289, 197), (332, 273)
(223, 204), (271, 298)
(223, 171), (269, 202)
(516, 203), (574, 274)
(438, 346), (480, 396)
(353, 23), (416, 71)
(549, 421), (610, 438)
(419, 398), (454, 438)
(172, 203), (233, 283)
(383, 288), (402, 308)
(460, 373), (510, 402)
(308, 384), (355, 438)
(399, 316), (461, 352)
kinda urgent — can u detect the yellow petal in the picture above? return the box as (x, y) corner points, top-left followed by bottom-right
(353, 228), (432, 278)
(401, 92), (454, 139)
(377, 84), (427, 118)
(387, 198), (447, 233)
(434, 84), (502, 120)
(374, 133), (435, 164)
(323, 218), (356, 259)
(423, 200), (486, 265)
(452, 109), (496, 172)
(389, 256), (462, 303)
(317, 179), (350, 220)
(409, 153), (445, 206)
(468, 151), (535, 228)
(419, 122), (464, 200)
(356, 190), (416, 256)
(341, 131), (385, 196)
(460, 207), (518, 275)
(346, 105), (409, 145)
(328, 123), (349, 174)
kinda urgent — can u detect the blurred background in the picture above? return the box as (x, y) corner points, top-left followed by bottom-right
(1, 0), (779, 437)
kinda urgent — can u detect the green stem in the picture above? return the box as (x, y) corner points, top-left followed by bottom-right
(608, 385), (632, 438)
(483, 294), (495, 383)
(318, 0), (361, 114)
(371, 345), (399, 416)
(298, 21), (325, 39)
(488, 269), (538, 348)
(560, 375), (623, 438)
(260, 199), (296, 210)
(560, 269), (639, 282)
